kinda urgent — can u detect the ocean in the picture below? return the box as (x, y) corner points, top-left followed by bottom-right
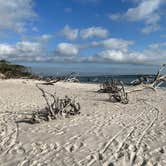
(19, 62), (165, 85)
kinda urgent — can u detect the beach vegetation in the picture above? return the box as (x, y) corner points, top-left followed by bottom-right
(0, 60), (32, 78)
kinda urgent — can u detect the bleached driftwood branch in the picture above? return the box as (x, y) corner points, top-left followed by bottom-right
(127, 64), (166, 93)
(0, 84), (81, 124)
(31, 83), (81, 122)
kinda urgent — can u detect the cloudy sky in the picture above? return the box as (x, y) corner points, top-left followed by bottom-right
(0, 0), (166, 65)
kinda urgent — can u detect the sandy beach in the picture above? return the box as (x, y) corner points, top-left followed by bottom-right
(0, 79), (166, 166)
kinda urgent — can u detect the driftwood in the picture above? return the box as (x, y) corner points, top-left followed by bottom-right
(25, 84), (81, 123)
(64, 72), (80, 83)
(127, 64), (166, 93)
(130, 75), (154, 86)
(40, 79), (60, 85)
(2, 83), (81, 124)
(98, 79), (121, 93)
(99, 79), (129, 104)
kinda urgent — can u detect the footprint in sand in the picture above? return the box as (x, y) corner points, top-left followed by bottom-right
(92, 104), (160, 166)
(65, 141), (84, 153)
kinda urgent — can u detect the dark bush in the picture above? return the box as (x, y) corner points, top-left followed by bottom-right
(0, 60), (32, 78)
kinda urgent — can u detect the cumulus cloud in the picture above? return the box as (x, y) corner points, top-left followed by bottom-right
(1, 39), (166, 65)
(60, 25), (109, 40)
(80, 27), (109, 39)
(109, 0), (165, 34)
(0, 41), (44, 61)
(91, 50), (146, 64)
(0, 44), (16, 57)
(56, 43), (79, 56)
(61, 25), (79, 40)
(0, 0), (37, 33)
(16, 41), (43, 55)
(89, 41), (166, 64)
(125, 0), (161, 21)
(0, 41), (79, 62)
(92, 38), (134, 51)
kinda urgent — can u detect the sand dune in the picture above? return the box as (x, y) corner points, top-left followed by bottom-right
(0, 79), (166, 166)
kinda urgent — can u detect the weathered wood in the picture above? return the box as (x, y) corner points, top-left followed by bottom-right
(127, 64), (166, 93)
(99, 79), (129, 104)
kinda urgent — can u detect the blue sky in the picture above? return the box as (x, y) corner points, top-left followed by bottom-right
(0, 0), (166, 65)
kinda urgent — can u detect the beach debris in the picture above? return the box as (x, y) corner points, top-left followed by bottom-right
(130, 75), (154, 86)
(64, 72), (80, 82)
(98, 79), (121, 93)
(108, 80), (129, 104)
(40, 79), (60, 85)
(99, 79), (129, 104)
(127, 64), (166, 93)
(24, 83), (81, 123)
(15, 84), (81, 124)
(0, 83), (81, 124)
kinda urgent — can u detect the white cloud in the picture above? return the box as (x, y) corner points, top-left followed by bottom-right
(80, 27), (109, 39)
(0, 0), (36, 33)
(56, 43), (79, 56)
(149, 42), (166, 49)
(125, 0), (161, 21)
(109, 0), (165, 34)
(92, 38), (134, 51)
(0, 44), (16, 56)
(97, 50), (126, 62)
(142, 24), (160, 34)
(89, 50), (145, 64)
(16, 41), (43, 55)
(39, 34), (53, 42)
(22, 34), (53, 43)
(1, 39), (166, 65)
(61, 25), (79, 40)
(90, 41), (166, 64)
(0, 41), (44, 61)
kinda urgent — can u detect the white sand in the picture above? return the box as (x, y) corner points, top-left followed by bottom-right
(0, 79), (166, 166)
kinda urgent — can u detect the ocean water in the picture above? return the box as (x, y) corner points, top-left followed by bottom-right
(20, 62), (160, 76)
(19, 62), (166, 85)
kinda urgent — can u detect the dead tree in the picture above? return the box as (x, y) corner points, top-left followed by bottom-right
(2, 84), (81, 124)
(98, 79), (120, 93)
(99, 79), (129, 104)
(108, 80), (129, 104)
(127, 64), (166, 93)
(32, 84), (81, 121)
(64, 72), (80, 82)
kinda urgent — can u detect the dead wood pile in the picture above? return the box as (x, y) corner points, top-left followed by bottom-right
(99, 79), (129, 104)
(127, 64), (166, 93)
(2, 83), (81, 124)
